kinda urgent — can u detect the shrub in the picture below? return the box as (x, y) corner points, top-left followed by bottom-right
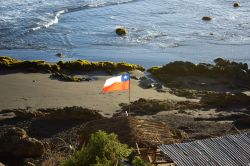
(61, 130), (132, 166)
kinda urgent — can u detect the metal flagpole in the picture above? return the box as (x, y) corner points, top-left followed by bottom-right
(128, 72), (131, 115)
(125, 72), (131, 117)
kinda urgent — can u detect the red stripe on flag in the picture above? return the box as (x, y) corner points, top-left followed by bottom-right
(103, 80), (129, 93)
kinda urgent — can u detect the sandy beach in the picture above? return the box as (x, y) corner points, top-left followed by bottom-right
(0, 71), (188, 116)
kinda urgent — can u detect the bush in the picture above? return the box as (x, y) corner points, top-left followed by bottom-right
(61, 130), (132, 166)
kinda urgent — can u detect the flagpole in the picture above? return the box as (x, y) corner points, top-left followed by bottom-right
(128, 72), (131, 115)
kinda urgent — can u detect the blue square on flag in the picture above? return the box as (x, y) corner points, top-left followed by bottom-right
(121, 74), (130, 82)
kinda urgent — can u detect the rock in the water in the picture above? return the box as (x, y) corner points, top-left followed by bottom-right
(202, 16), (212, 21)
(115, 27), (128, 36)
(56, 53), (64, 58)
(0, 126), (44, 158)
(233, 2), (240, 7)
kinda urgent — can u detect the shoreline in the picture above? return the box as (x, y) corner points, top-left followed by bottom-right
(1, 40), (250, 68)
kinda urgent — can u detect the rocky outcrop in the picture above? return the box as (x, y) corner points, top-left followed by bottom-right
(148, 58), (250, 86)
(0, 126), (44, 158)
(0, 56), (145, 74)
(149, 58), (249, 78)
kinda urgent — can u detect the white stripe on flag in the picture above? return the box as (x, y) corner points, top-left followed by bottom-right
(103, 75), (122, 87)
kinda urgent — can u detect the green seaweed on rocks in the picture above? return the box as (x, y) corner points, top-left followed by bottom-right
(57, 60), (93, 73)
(58, 60), (144, 73)
(0, 56), (144, 74)
(0, 56), (60, 72)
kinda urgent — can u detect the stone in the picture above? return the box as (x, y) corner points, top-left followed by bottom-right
(56, 53), (64, 58)
(115, 27), (128, 36)
(202, 16), (212, 21)
(233, 2), (240, 7)
(0, 126), (44, 158)
(234, 116), (250, 129)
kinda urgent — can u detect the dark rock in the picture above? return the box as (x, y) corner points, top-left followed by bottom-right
(234, 116), (250, 129)
(160, 61), (196, 75)
(56, 53), (64, 58)
(202, 16), (212, 21)
(115, 27), (128, 36)
(0, 126), (44, 158)
(148, 58), (250, 86)
(139, 77), (154, 89)
(233, 2), (240, 7)
(50, 72), (91, 82)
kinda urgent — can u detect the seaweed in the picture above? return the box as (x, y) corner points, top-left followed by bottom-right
(0, 56), (144, 74)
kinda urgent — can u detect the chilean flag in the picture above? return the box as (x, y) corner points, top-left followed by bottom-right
(103, 74), (130, 93)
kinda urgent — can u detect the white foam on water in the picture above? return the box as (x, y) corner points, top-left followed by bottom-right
(31, 10), (65, 31)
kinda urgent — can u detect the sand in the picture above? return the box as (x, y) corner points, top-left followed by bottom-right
(0, 71), (189, 116)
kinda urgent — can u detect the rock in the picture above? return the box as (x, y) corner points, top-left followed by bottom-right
(56, 53), (64, 58)
(234, 116), (250, 129)
(139, 77), (155, 89)
(50, 72), (91, 82)
(115, 27), (128, 36)
(202, 16), (212, 21)
(233, 2), (240, 7)
(162, 61), (196, 75)
(0, 126), (44, 158)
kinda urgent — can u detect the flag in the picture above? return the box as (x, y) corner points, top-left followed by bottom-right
(103, 74), (130, 93)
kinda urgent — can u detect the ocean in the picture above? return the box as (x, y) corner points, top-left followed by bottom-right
(0, 0), (250, 68)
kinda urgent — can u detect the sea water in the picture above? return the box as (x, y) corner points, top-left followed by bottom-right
(0, 0), (250, 67)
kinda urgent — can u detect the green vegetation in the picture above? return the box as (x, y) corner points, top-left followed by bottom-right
(58, 60), (144, 73)
(0, 56), (59, 72)
(62, 130), (146, 166)
(0, 56), (145, 74)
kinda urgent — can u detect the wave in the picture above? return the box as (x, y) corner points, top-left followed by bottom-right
(31, 10), (65, 31)
(31, 0), (139, 32)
